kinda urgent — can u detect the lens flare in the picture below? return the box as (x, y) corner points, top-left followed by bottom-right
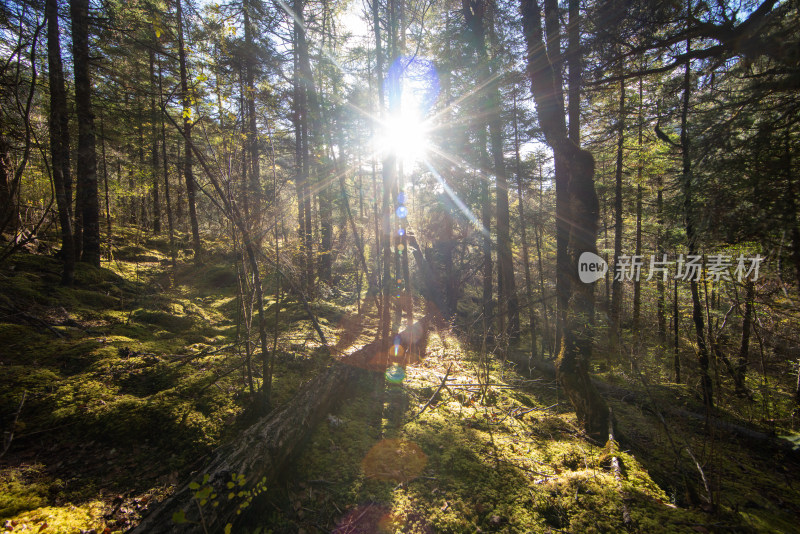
(385, 364), (405, 383)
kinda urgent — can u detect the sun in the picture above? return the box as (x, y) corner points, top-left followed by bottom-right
(376, 112), (429, 167)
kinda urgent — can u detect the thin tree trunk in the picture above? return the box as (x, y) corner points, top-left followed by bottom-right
(149, 48), (161, 235)
(176, 0), (201, 261)
(633, 76), (643, 331)
(674, 277), (681, 383)
(515, 92), (536, 361)
(680, 35), (713, 411)
(157, 56), (177, 268)
(736, 280), (754, 395)
(70, 0), (100, 267)
(46, 0), (75, 284)
(243, 0), (260, 224)
(656, 173), (666, 349)
(535, 156), (550, 358)
(295, 0), (322, 291)
(100, 114), (112, 260)
(611, 75), (625, 341)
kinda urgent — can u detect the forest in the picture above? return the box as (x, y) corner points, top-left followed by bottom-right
(1, 0), (800, 531)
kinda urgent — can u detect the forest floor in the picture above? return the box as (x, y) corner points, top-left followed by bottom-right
(1, 234), (800, 533)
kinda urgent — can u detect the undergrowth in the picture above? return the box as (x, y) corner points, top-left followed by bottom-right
(2, 232), (799, 532)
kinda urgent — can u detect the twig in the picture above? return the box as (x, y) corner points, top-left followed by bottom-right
(409, 364), (452, 421)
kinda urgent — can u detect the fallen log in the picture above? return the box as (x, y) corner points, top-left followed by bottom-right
(511, 352), (798, 457)
(130, 319), (429, 533)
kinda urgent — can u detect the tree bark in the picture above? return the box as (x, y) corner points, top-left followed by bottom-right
(656, 173), (666, 349)
(46, 0), (75, 284)
(70, 0), (101, 267)
(674, 278), (681, 383)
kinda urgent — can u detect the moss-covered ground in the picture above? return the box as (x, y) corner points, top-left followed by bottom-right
(2, 235), (799, 532)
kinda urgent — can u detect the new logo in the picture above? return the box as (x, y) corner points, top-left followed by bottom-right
(578, 252), (607, 283)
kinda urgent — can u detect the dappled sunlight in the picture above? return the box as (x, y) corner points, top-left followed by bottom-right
(362, 438), (428, 483)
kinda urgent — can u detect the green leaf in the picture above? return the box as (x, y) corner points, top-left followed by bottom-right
(172, 509), (187, 524)
(189, 482), (200, 490)
(224, 524), (232, 534)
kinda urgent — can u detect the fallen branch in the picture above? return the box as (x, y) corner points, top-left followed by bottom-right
(410, 363), (452, 421)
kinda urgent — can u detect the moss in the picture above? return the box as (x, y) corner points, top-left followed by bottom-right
(131, 309), (195, 332)
(0, 464), (50, 519)
(0, 323), (46, 352)
(68, 288), (120, 308)
(7, 501), (107, 533)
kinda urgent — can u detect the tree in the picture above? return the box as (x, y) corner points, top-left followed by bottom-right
(46, 0), (75, 284)
(175, 0), (202, 261)
(70, 0), (101, 267)
(521, 0), (609, 437)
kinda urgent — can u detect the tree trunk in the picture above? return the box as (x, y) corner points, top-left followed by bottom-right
(656, 174), (666, 350)
(736, 280), (754, 395)
(515, 93), (536, 361)
(157, 56), (177, 268)
(70, 0), (100, 267)
(680, 36), (713, 411)
(100, 114), (112, 259)
(46, 0), (75, 284)
(149, 47), (161, 235)
(176, 0), (201, 261)
(131, 362), (362, 533)
(243, 0), (261, 221)
(674, 278), (681, 383)
(633, 76), (643, 331)
(463, 0), (519, 342)
(522, 0), (609, 438)
(611, 76), (625, 342)
(535, 156), (551, 357)
(295, 0), (324, 290)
